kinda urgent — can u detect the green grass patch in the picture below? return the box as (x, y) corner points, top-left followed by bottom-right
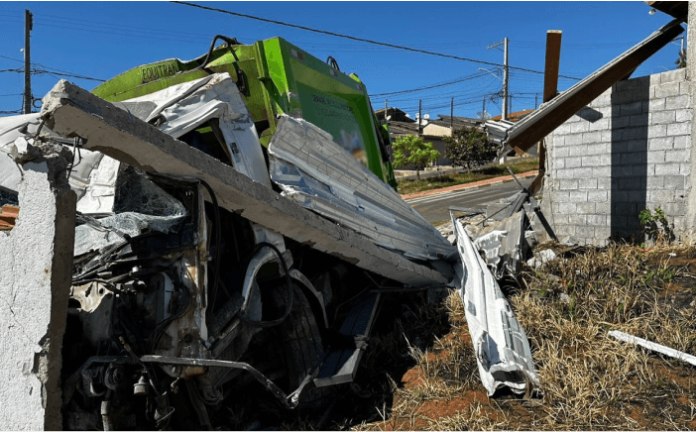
(397, 158), (539, 195)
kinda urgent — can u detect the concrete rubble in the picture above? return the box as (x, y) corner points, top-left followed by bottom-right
(0, 75), (540, 430)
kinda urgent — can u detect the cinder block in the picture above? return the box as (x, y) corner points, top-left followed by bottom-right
(629, 114), (649, 127)
(675, 109), (691, 123)
(621, 101), (643, 116)
(647, 189), (675, 203)
(553, 214), (570, 225)
(569, 144), (590, 157)
(555, 158), (566, 169)
(565, 156), (582, 168)
(660, 68), (686, 83)
(672, 135), (689, 149)
(557, 202), (577, 214)
(573, 167), (594, 178)
(588, 118), (610, 131)
(651, 110), (676, 124)
(665, 95), (689, 110)
(565, 133), (584, 146)
(586, 143), (609, 154)
(614, 164), (634, 178)
(654, 81), (681, 98)
(646, 163), (656, 176)
(575, 225), (596, 239)
(552, 191), (571, 202)
(619, 177), (643, 191)
(632, 166), (650, 180)
(579, 178), (598, 189)
(647, 150), (665, 163)
(647, 124), (667, 138)
(615, 202), (636, 216)
(588, 189), (608, 202)
(680, 163), (690, 175)
(595, 226), (612, 238)
(665, 150), (688, 163)
(622, 128), (649, 140)
(577, 202), (596, 213)
(648, 98), (666, 111)
(593, 166), (611, 177)
(647, 175), (664, 189)
(596, 201), (611, 214)
(649, 136), (674, 150)
(582, 131), (603, 143)
(569, 190), (588, 202)
(581, 155), (603, 167)
(612, 116), (631, 129)
(558, 179), (578, 190)
(569, 214), (587, 225)
(662, 202), (686, 216)
(587, 214), (609, 226)
(597, 177), (611, 190)
(667, 122), (690, 136)
(601, 130), (614, 143)
(554, 225), (576, 236)
(679, 81), (691, 95)
(554, 146), (570, 158)
(570, 122), (589, 133)
(555, 169), (575, 179)
(655, 163), (680, 176)
(621, 152), (645, 165)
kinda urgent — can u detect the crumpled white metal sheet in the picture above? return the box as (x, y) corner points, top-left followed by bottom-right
(126, 73), (270, 187)
(451, 213), (539, 396)
(267, 115), (455, 261)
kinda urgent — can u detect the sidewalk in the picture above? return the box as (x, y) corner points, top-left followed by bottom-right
(400, 170), (539, 200)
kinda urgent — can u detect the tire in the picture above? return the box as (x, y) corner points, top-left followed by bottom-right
(272, 285), (332, 411)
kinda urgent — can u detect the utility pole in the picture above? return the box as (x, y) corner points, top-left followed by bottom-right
(450, 97), (454, 130)
(509, 93), (512, 116)
(503, 37), (509, 120)
(482, 96), (486, 119)
(23, 9), (33, 115)
(488, 37), (509, 120)
(535, 93), (538, 109)
(418, 99), (423, 136)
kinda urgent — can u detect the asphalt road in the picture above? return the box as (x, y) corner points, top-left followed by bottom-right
(406, 177), (534, 225)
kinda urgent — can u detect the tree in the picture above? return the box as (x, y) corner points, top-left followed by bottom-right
(392, 135), (441, 179)
(444, 126), (498, 173)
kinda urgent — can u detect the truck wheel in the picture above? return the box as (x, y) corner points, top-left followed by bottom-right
(273, 285), (331, 411)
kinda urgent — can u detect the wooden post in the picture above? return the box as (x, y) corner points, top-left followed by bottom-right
(532, 30), (562, 195)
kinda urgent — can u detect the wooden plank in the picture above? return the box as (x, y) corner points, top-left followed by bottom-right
(543, 30), (563, 104)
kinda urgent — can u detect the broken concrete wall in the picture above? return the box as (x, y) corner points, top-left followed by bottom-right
(0, 153), (76, 430)
(543, 67), (692, 245)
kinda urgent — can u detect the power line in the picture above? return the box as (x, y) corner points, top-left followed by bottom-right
(171, 1), (582, 81)
(370, 71), (488, 97)
(0, 56), (105, 82)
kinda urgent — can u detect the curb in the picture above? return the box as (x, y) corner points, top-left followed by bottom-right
(401, 170), (539, 201)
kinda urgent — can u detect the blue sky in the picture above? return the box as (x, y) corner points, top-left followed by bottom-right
(0, 1), (682, 119)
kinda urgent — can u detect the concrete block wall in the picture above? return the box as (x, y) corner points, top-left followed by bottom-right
(544, 68), (692, 245)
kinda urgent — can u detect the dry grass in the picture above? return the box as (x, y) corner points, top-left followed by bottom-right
(352, 242), (696, 431)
